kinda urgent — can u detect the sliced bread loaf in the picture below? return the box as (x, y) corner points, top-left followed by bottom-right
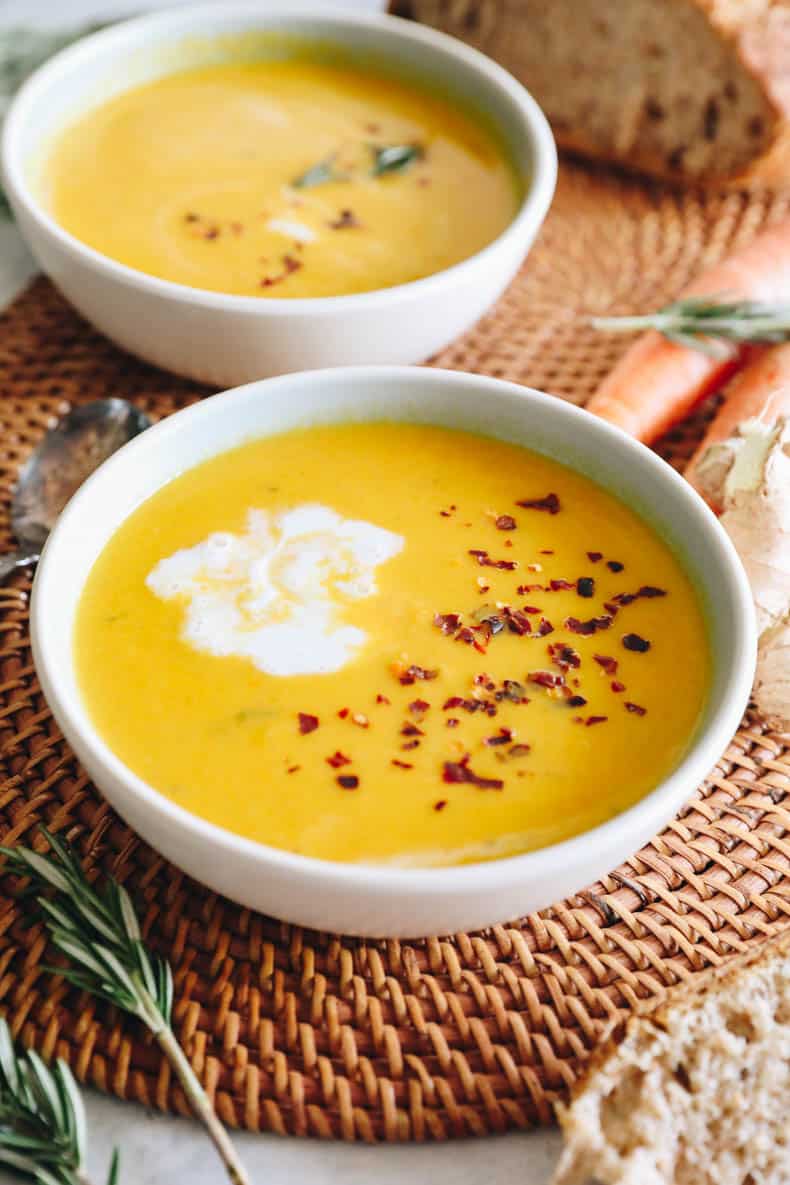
(552, 928), (790, 1185)
(391, 0), (790, 186)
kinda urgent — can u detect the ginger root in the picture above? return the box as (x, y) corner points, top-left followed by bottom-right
(694, 416), (790, 729)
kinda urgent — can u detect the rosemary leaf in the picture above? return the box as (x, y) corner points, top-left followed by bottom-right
(291, 155), (346, 189)
(0, 830), (250, 1185)
(591, 297), (790, 351)
(370, 142), (423, 176)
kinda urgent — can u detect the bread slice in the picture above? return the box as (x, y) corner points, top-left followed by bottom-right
(552, 928), (790, 1185)
(391, 0), (790, 186)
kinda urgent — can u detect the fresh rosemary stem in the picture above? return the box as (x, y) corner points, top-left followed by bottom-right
(591, 297), (790, 355)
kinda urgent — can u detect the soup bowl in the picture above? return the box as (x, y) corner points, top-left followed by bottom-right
(32, 369), (755, 936)
(1, 4), (556, 387)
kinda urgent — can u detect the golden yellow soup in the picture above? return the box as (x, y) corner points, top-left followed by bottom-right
(44, 58), (521, 298)
(75, 424), (710, 867)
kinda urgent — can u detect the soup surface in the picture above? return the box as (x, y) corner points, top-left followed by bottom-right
(75, 423), (710, 866)
(45, 58), (520, 297)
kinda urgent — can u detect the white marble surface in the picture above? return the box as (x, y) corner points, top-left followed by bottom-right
(0, 1), (563, 1180)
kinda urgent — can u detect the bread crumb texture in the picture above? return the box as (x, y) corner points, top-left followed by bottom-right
(553, 934), (790, 1185)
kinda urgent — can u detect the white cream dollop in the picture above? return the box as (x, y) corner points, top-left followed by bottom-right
(145, 505), (403, 676)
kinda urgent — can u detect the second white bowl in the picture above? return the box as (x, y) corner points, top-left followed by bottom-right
(1, 5), (556, 386)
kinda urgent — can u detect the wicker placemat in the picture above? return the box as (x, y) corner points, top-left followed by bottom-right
(0, 160), (788, 1140)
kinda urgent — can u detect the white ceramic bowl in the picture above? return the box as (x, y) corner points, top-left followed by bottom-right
(31, 368), (756, 937)
(1, 4), (556, 387)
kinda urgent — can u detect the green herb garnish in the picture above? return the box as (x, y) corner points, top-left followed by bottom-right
(0, 1015), (118, 1185)
(0, 831), (250, 1185)
(370, 143), (424, 177)
(291, 155), (347, 189)
(591, 297), (790, 357)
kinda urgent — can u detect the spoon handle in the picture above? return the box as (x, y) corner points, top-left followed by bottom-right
(0, 550), (38, 583)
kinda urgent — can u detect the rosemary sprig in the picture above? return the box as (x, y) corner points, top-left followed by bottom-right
(0, 831), (250, 1185)
(0, 1015), (117, 1185)
(591, 297), (790, 357)
(370, 143), (423, 176)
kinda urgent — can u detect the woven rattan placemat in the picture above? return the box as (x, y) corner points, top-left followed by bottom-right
(0, 160), (788, 1140)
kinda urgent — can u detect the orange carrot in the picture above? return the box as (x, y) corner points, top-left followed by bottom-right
(587, 219), (790, 442)
(686, 341), (790, 484)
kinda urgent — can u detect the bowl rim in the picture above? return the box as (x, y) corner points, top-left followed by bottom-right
(1, 3), (557, 314)
(31, 366), (757, 894)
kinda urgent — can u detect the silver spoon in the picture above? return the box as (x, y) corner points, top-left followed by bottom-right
(1, 398), (151, 583)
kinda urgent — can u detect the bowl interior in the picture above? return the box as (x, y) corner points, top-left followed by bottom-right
(33, 368), (755, 881)
(7, 5), (544, 238)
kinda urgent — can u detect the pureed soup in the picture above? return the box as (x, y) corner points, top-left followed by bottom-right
(75, 424), (710, 867)
(43, 55), (521, 298)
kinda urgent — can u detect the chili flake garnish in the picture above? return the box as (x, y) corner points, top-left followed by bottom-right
(577, 577), (595, 598)
(540, 549), (555, 555)
(625, 702), (647, 716)
(516, 493), (561, 514)
(392, 759), (414, 769)
(442, 755), (504, 790)
(434, 800), (448, 811)
(468, 548), (518, 571)
(326, 751), (351, 768)
(611, 680), (626, 693)
(536, 618), (554, 636)
(517, 583), (544, 594)
(622, 633), (651, 653)
(587, 551), (603, 563)
(401, 723), (424, 737)
(565, 615), (613, 636)
(337, 708), (349, 719)
(585, 716), (608, 726)
(528, 669), (565, 689)
(484, 727), (514, 746)
(376, 694), (391, 705)
(506, 743), (531, 759)
(298, 712), (319, 735)
(500, 679), (528, 703)
(567, 695), (587, 708)
(607, 560), (625, 572)
(549, 643), (581, 670)
(594, 654), (618, 675)
(495, 514), (517, 530)
(550, 578), (575, 591)
(434, 612), (462, 635)
(401, 739), (421, 751)
(329, 208), (361, 230)
(287, 765), (301, 774)
(638, 585), (667, 598)
(446, 718), (460, 728)
(396, 663), (439, 685)
(337, 774), (359, 790)
(409, 699), (430, 717)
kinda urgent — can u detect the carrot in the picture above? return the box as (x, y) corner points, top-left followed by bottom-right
(686, 342), (790, 482)
(586, 218), (790, 442)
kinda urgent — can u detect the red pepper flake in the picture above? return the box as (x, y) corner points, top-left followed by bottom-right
(603, 601), (621, 615)
(506, 610), (533, 636)
(495, 514), (517, 530)
(507, 742), (531, 759)
(612, 592), (638, 606)
(434, 612), (462, 635)
(516, 493), (561, 514)
(298, 712), (319, 734)
(536, 618), (554, 636)
(549, 578), (575, 591)
(439, 509), (452, 517)
(326, 750), (351, 768)
(586, 715), (608, 726)
(529, 669), (565, 688)
(397, 663), (439, 685)
(565, 615), (613, 636)
(401, 722), (424, 737)
(376, 694), (391, 705)
(622, 633), (651, 653)
(184, 212), (200, 223)
(401, 739), (421, 751)
(337, 708), (349, 719)
(443, 696), (465, 710)
(337, 774), (359, 789)
(625, 702), (647, 716)
(587, 551), (603, 563)
(567, 694), (587, 708)
(501, 679), (529, 703)
(638, 585), (667, 599)
(549, 643), (581, 670)
(468, 549), (518, 571)
(594, 654), (618, 675)
(607, 560), (625, 572)
(433, 799), (448, 811)
(442, 755), (504, 790)
(484, 727), (514, 746)
(329, 208), (361, 230)
(611, 680), (626, 693)
(446, 717), (460, 728)
(352, 713), (369, 728)
(517, 583), (545, 594)
(204, 226), (220, 240)
(392, 759), (414, 769)
(282, 253), (302, 274)
(540, 549), (555, 555)
(287, 764), (301, 774)
(409, 698), (430, 717)
(577, 577), (595, 598)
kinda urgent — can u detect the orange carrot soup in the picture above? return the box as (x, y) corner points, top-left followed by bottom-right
(74, 423), (710, 866)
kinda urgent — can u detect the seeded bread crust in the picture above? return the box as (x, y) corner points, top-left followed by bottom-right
(390, 0), (790, 186)
(551, 927), (790, 1185)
